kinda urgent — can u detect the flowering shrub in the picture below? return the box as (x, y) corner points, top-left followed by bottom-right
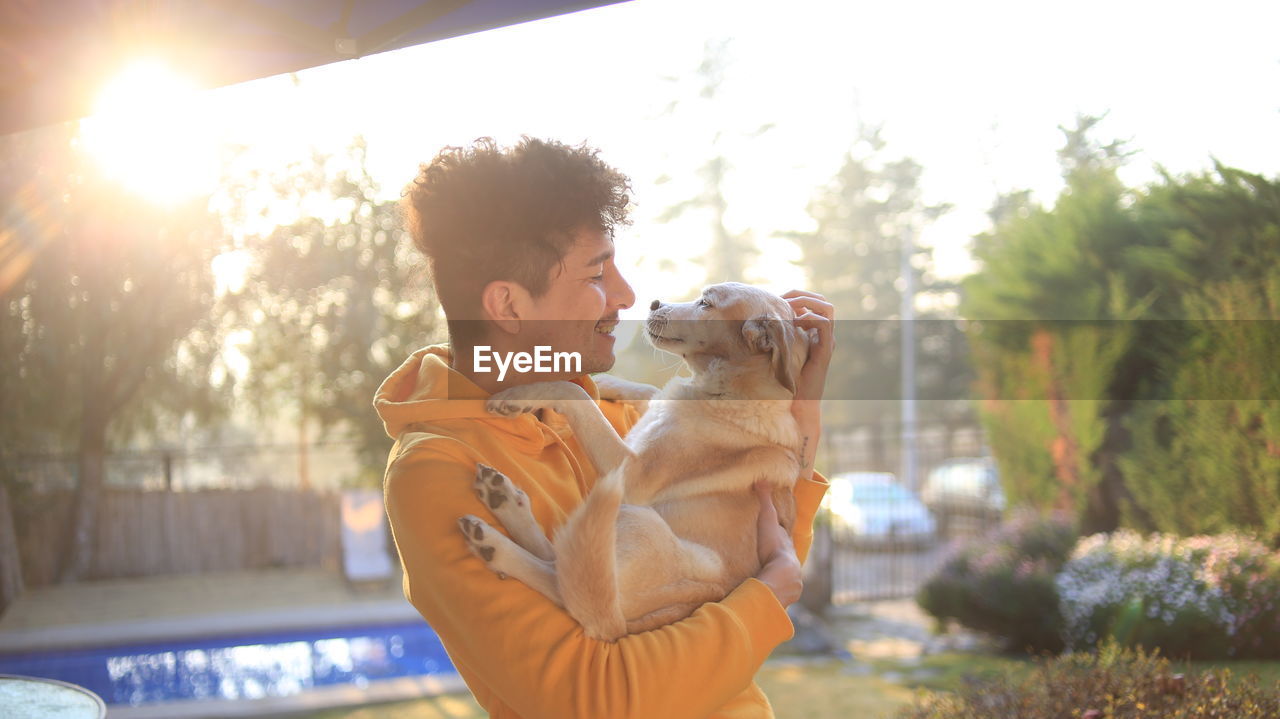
(1057, 531), (1280, 659)
(917, 511), (1076, 652)
(1181, 534), (1280, 659)
(898, 642), (1280, 719)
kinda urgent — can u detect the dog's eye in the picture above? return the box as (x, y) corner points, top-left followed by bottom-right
(696, 298), (712, 309)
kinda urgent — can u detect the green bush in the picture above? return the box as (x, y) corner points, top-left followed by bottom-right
(917, 511), (1076, 652)
(1119, 275), (1280, 547)
(898, 643), (1280, 719)
(1057, 531), (1280, 659)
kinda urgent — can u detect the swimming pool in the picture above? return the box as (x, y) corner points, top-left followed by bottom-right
(0, 620), (455, 708)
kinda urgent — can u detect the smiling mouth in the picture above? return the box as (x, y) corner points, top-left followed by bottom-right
(595, 318), (619, 335)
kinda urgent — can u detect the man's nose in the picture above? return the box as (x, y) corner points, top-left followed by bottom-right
(607, 266), (635, 310)
(650, 299), (662, 311)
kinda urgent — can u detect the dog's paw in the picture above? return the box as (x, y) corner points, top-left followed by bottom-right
(485, 384), (551, 417)
(457, 515), (507, 580)
(486, 381), (587, 417)
(594, 375), (661, 403)
(474, 464), (528, 513)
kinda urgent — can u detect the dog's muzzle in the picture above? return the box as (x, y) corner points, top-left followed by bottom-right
(645, 307), (675, 342)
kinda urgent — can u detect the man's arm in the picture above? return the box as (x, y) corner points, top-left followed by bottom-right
(384, 446), (795, 719)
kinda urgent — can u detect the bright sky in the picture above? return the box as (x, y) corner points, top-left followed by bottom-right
(83, 0), (1280, 320)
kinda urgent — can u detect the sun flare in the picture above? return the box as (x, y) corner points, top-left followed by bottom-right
(79, 59), (220, 205)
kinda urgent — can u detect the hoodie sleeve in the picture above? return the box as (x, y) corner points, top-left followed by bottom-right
(792, 471), (829, 564)
(383, 446), (795, 719)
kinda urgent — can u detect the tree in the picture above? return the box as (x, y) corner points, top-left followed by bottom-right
(612, 39), (774, 386)
(964, 114), (1280, 540)
(232, 139), (442, 484)
(964, 116), (1159, 532)
(653, 39), (767, 286)
(0, 124), (229, 584)
(787, 125), (962, 429)
(1118, 166), (1280, 545)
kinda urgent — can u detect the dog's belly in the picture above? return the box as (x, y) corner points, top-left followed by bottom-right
(612, 498), (760, 624)
(655, 493), (763, 588)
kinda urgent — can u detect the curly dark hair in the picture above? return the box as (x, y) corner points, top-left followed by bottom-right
(402, 137), (632, 348)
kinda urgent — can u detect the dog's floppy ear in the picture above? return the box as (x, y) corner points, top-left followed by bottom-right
(742, 314), (797, 394)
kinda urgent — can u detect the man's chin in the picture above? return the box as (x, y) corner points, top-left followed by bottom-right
(582, 353), (616, 375)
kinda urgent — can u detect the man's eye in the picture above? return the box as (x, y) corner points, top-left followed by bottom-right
(590, 274), (605, 282)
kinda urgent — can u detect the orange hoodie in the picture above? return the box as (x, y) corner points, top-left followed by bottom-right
(376, 345), (829, 719)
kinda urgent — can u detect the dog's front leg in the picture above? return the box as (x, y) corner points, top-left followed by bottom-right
(593, 374), (661, 416)
(458, 515), (563, 607)
(487, 381), (633, 474)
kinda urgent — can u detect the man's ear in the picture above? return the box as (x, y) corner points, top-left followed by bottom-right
(742, 314), (797, 394)
(480, 280), (528, 335)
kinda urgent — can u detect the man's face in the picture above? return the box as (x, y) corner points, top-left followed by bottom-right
(521, 226), (635, 374)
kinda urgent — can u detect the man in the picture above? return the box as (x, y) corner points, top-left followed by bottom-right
(376, 137), (834, 718)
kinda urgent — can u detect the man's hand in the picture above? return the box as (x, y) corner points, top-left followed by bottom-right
(782, 289), (835, 478)
(754, 482), (802, 607)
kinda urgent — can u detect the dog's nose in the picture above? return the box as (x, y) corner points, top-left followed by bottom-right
(650, 299), (662, 311)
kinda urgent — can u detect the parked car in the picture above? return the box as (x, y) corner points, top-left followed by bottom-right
(823, 472), (937, 548)
(921, 457), (1005, 536)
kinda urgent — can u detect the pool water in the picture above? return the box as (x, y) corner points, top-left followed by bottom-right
(0, 621), (454, 707)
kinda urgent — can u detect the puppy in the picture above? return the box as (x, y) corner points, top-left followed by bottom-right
(457, 282), (812, 640)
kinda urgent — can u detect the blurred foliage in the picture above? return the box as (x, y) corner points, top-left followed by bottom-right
(652, 38), (763, 286)
(787, 125), (969, 427)
(899, 641), (1280, 719)
(1118, 172), (1280, 544)
(0, 126), (441, 581)
(917, 510), (1077, 652)
(227, 139), (442, 487)
(0, 127), (230, 451)
(963, 115), (1280, 540)
(615, 38), (773, 385)
(964, 116), (1152, 533)
(0, 123), (231, 581)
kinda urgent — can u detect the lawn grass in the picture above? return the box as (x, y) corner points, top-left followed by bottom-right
(1190, 659), (1280, 686)
(299, 692), (485, 719)
(756, 661), (917, 719)
(869, 651), (1033, 693)
(292, 654), (1280, 719)
(295, 661), (918, 719)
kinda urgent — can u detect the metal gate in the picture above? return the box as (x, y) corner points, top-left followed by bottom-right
(814, 422), (1004, 605)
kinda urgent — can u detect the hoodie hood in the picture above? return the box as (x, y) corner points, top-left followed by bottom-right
(374, 345), (601, 453)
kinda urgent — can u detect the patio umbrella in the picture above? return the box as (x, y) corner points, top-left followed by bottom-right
(0, 0), (628, 136)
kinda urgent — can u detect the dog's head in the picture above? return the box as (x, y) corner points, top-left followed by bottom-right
(646, 282), (813, 399)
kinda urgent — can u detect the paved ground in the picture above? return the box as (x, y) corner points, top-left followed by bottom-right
(0, 567), (976, 656)
(0, 567), (983, 717)
(824, 599), (992, 659)
(0, 568), (418, 653)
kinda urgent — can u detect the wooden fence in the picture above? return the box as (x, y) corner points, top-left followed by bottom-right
(16, 487), (344, 587)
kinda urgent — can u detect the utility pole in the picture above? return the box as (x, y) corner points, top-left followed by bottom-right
(900, 225), (918, 491)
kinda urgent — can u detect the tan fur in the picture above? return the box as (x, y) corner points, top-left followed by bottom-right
(461, 283), (812, 640)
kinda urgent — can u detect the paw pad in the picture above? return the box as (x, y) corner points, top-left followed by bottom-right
(458, 516), (496, 562)
(475, 464), (525, 511)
